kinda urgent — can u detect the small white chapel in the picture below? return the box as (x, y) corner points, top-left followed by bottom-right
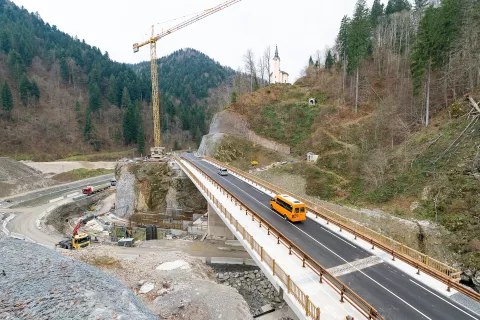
(269, 45), (289, 84)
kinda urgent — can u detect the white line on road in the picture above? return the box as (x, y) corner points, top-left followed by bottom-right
(320, 225), (357, 249)
(409, 280), (480, 320)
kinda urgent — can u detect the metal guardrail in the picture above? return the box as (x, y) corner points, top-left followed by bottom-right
(176, 155), (381, 320)
(205, 157), (480, 303)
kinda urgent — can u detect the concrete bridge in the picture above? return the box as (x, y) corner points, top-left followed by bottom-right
(174, 153), (480, 320)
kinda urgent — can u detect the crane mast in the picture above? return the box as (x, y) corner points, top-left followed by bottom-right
(133, 0), (241, 159)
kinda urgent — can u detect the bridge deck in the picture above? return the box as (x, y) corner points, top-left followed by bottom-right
(183, 154), (480, 320)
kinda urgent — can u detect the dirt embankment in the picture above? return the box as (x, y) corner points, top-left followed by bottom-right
(46, 192), (111, 235)
(0, 157), (56, 198)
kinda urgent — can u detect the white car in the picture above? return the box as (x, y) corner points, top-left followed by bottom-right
(217, 167), (228, 176)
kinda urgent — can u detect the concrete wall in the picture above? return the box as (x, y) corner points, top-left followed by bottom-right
(207, 204), (235, 240)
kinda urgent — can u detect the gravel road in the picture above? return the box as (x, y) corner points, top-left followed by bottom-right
(0, 240), (156, 320)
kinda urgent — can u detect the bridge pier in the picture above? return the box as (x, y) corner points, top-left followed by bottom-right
(207, 203), (235, 240)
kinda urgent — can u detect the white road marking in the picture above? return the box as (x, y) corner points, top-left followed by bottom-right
(320, 226), (357, 249)
(409, 280), (480, 320)
(289, 223), (433, 320)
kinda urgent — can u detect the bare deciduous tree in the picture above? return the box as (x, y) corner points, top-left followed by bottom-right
(263, 46), (271, 85)
(257, 57), (265, 88)
(243, 49), (256, 92)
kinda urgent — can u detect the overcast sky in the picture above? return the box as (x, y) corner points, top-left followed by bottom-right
(12, 0), (377, 81)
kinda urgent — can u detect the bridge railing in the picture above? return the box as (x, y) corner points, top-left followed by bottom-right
(204, 157), (480, 303)
(175, 155), (381, 320)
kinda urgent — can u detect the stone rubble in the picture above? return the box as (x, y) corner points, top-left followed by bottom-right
(215, 269), (287, 316)
(62, 245), (253, 320)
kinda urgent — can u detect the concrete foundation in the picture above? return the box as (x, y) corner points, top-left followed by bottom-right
(207, 203), (235, 240)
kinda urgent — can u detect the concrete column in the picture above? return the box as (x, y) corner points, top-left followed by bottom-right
(207, 203), (235, 240)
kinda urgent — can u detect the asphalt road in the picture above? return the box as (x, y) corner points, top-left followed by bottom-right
(184, 154), (480, 320)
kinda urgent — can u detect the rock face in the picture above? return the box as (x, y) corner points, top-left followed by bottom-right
(461, 269), (480, 293)
(197, 110), (290, 156)
(115, 162), (207, 218)
(0, 240), (156, 320)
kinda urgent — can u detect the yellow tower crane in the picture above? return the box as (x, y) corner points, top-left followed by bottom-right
(133, 0), (241, 159)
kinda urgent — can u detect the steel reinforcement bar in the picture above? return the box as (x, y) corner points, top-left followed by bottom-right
(204, 156), (480, 302)
(176, 155), (382, 320)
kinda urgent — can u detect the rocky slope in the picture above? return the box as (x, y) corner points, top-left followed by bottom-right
(0, 240), (156, 320)
(63, 245), (253, 320)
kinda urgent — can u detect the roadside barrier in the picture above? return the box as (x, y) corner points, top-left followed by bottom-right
(176, 155), (383, 320)
(205, 157), (480, 302)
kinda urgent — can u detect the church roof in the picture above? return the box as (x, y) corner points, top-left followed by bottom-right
(281, 70), (289, 75)
(274, 45), (279, 59)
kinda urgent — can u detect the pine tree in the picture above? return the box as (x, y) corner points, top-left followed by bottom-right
(336, 15), (351, 93)
(121, 87), (130, 109)
(325, 50), (334, 72)
(83, 106), (93, 140)
(30, 79), (40, 104)
(371, 0), (385, 27)
(88, 84), (102, 111)
(0, 30), (10, 53)
(8, 50), (25, 82)
(230, 91), (237, 104)
(123, 101), (138, 144)
(385, 0), (411, 15)
(107, 75), (118, 105)
(347, 0), (371, 112)
(137, 117), (145, 154)
(414, 0), (429, 10)
(1, 81), (13, 114)
(410, 0), (461, 127)
(309, 56), (314, 66)
(19, 73), (30, 105)
(59, 55), (70, 83)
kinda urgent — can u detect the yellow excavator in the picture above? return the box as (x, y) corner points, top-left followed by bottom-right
(56, 215), (93, 250)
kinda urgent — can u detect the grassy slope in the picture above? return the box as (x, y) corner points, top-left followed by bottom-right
(225, 82), (480, 268)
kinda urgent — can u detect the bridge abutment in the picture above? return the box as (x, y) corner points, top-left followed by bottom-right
(207, 203), (235, 240)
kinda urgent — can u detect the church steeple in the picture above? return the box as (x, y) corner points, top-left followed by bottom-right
(274, 45), (279, 59)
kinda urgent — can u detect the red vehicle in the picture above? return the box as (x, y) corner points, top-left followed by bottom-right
(82, 184), (110, 196)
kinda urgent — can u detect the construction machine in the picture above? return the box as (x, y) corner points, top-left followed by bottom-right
(132, 0), (241, 159)
(56, 214), (95, 250)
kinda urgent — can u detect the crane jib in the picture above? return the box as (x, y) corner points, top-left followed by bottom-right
(133, 0), (241, 49)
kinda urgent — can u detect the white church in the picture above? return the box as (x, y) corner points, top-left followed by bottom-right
(270, 45), (289, 84)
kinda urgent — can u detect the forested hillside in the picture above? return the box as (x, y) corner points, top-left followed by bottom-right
(227, 0), (480, 268)
(132, 49), (235, 146)
(0, 0), (233, 159)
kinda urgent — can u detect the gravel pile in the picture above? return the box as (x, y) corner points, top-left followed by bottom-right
(216, 269), (287, 316)
(62, 245), (253, 320)
(0, 240), (156, 320)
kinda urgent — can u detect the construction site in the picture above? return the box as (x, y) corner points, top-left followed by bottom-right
(2, 0), (480, 319)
